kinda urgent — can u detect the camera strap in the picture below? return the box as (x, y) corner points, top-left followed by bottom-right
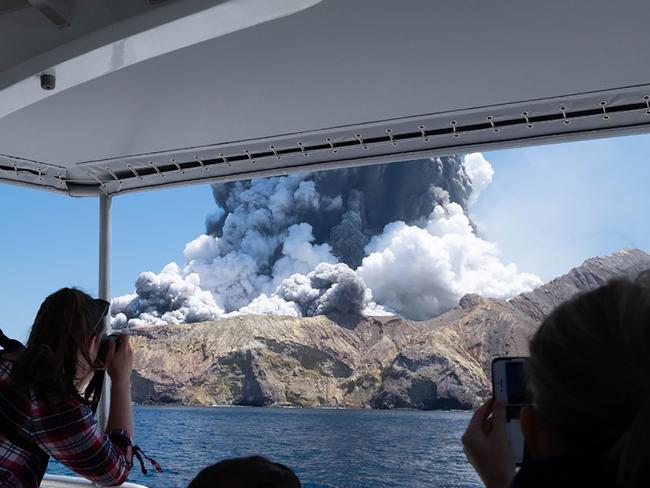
(0, 328), (24, 353)
(84, 369), (106, 415)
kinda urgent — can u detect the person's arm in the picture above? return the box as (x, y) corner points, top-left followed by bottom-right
(105, 334), (134, 439)
(31, 400), (132, 486)
(32, 334), (135, 487)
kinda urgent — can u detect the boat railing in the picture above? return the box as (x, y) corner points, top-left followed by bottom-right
(41, 474), (148, 488)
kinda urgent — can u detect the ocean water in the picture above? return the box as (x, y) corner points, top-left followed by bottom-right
(49, 406), (482, 488)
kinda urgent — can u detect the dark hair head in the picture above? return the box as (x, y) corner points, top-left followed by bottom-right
(12, 288), (108, 405)
(187, 456), (301, 488)
(527, 272), (650, 487)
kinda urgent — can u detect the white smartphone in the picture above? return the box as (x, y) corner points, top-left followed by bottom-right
(491, 357), (531, 466)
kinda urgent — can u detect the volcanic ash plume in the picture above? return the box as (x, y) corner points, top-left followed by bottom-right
(111, 263), (224, 328)
(239, 262), (373, 318)
(112, 154), (541, 327)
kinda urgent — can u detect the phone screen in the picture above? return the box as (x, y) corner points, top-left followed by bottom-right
(492, 357), (531, 466)
(506, 361), (529, 405)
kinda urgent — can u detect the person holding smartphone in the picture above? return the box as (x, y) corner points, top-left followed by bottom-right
(462, 273), (650, 488)
(0, 288), (134, 487)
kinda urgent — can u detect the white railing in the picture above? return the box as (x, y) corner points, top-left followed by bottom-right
(41, 474), (148, 488)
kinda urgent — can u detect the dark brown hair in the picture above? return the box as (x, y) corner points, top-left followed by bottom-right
(11, 288), (108, 406)
(187, 455), (301, 488)
(527, 273), (650, 486)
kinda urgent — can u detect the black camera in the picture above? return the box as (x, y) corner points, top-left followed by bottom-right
(95, 333), (122, 368)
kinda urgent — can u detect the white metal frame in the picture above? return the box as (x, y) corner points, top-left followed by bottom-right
(97, 194), (112, 429)
(4, 89), (650, 197)
(41, 474), (148, 488)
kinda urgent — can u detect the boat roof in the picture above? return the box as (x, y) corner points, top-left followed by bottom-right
(1, 0), (650, 197)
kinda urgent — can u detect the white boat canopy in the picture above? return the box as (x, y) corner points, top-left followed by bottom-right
(1, 0), (650, 197)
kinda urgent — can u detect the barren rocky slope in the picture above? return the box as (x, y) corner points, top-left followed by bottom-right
(130, 315), (429, 408)
(130, 249), (650, 410)
(372, 294), (537, 409)
(509, 248), (650, 322)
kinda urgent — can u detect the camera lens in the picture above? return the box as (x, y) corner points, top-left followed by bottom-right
(95, 334), (120, 368)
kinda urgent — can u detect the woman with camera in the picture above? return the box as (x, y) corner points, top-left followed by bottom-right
(0, 288), (134, 487)
(462, 275), (650, 488)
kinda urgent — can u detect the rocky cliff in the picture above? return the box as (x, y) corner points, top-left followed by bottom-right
(130, 315), (418, 408)
(130, 249), (650, 410)
(372, 294), (537, 409)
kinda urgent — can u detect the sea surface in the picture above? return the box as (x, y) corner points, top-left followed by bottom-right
(49, 406), (482, 488)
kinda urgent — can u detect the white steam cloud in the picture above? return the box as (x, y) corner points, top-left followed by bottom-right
(112, 153), (540, 327)
(357, 201), (541, 320)
(462, 152), (494, 207)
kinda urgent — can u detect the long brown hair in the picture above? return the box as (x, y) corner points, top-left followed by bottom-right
(527, 273), (650, 486)
(12, 288), (108, 405)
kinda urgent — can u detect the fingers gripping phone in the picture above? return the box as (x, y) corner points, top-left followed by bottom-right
(492, 357), (531, 466)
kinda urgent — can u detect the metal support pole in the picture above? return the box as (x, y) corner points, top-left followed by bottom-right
(97, 194), (112, 428)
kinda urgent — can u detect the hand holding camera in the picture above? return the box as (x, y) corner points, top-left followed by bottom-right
(97, 333), (133, 385)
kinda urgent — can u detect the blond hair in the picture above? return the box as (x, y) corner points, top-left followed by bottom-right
(527, 273), (650, 486)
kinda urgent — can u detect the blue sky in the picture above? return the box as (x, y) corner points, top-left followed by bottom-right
(473, 134), (650, 280)
(2, 133), (650, 340)
(0, 184), (215, 340)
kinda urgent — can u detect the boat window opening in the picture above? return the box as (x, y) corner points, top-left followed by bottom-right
(7, 132), (643, 487)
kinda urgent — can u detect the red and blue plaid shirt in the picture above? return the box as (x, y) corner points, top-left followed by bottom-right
(0, 358), (132, 487)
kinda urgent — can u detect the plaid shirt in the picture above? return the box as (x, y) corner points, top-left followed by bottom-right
(0, 358), (132, 487)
